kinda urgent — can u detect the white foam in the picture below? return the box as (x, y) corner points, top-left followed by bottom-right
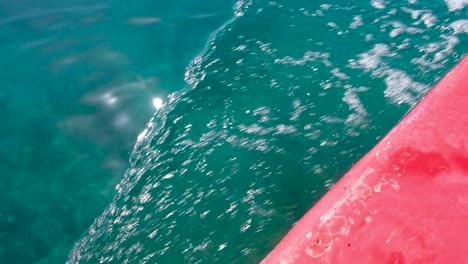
(445, 0), (468, 11)
(384, 70), (426, 105)
(350, 15), (363, 29)
(450, 19), (468, 34)
(402, 8), (438, 28)
(387, 21), (424, 38)
(343, 86), (369, 127)
(420, 12), (437, 27)
(234, 0), (253, 17)
(274, 51), (331, 66)
(371, 0), (387, 9)
(433, 35), (459, 63)
(350, 44), (427, 106)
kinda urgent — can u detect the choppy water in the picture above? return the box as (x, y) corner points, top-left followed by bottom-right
(67, 0), (467, 263)
(1, 0), (467, 263)
(0, 0), (233, 263)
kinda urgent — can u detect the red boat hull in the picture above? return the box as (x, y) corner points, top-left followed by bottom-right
(263, 56), (468, 264)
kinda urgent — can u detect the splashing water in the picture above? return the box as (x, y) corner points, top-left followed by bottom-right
(63, 0), (467, 263)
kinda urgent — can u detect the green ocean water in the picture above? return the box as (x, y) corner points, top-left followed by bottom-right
(1, 0), (467, 263)
(0, 0), (234, 263)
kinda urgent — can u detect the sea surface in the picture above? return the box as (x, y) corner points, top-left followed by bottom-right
(0, 0), (467, 263)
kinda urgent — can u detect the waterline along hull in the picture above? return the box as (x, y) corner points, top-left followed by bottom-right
(263, 56), (468, 263)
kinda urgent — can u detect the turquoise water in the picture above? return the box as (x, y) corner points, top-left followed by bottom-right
(1, 0), (467, 263)
(0, 0), (234, 263)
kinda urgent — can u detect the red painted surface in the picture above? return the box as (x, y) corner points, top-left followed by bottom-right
(262, 56), (468, 264)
